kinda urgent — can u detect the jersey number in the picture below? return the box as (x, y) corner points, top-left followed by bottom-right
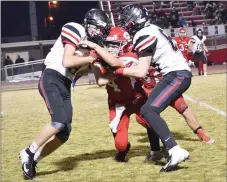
(159, 29), (178, 52)
(108, 81), (121, 92)
(179, 44), (185, 51)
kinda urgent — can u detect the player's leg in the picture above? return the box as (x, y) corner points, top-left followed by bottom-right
(193, 53), (201, 75)
(200, 52), (208, 76)
(140, 70), (191, 171)
(20, 69), (71, 179)
(34, 88), (73, 163)
(135, 114), (163, 161)
(170, 96), (214, 143)
(110, 106), (131, 162)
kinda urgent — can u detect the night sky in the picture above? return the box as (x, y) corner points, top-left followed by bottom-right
(1, 1), (99, 40)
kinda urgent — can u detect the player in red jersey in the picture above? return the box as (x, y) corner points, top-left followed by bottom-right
(174, 27), (194, 66)
(87, 27), (159, 162)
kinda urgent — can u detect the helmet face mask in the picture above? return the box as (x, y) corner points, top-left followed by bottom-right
(196, 28), (203, 38)
(105, 41), (123, 57)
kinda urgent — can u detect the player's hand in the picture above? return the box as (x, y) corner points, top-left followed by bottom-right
(79, 40), (99, 50)
(206, 52), (210, 56)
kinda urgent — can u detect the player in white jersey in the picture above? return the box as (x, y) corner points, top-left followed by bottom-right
(19, 9), (110, 179)
(189, 28), (210, 76)
(88, 4), (191, 172)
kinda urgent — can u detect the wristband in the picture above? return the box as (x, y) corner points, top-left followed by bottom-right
(114, 68), (124, 76)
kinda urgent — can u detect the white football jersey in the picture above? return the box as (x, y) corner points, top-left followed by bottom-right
(133, 24), (191, 75)
(45, 22), (86, 80)
(191, 35), (206, 53)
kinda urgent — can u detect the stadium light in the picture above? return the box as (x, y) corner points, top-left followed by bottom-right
(48, 1), (59, 8)
(48, 16), (54, 21)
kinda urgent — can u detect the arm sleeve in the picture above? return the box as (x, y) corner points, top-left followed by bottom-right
(61, 23), (82, 48)
(133, 35), (158, 57)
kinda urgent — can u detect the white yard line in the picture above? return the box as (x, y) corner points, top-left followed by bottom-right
(184, 94), (227, 118)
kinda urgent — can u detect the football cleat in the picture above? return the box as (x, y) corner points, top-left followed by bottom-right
(145, 150), (163, 161)
(20, 149), (36, 179)
(160, 145), (189, 172)
(196, 129), (214, 144)
(115, 143), (131, 162)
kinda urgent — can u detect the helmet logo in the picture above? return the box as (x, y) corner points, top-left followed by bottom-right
(123, 32), (130, 40)
(97, 20), (107, 27)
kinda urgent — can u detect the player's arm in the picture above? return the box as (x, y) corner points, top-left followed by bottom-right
(91, 64), (116, 86)
(188, 38), (196, 52)
(61, 24), (95, 68)
(79, 40), (124, 68)
(63, 45), (95, 68)
(115, 35), (157, 78)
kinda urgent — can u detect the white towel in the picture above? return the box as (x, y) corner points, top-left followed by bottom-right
(109, 104), (126, 133)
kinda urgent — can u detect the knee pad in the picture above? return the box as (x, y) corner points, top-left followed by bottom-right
(171, 97), (188, 114)
(51, 122), (65, 131)
(56, 122), (72, 143)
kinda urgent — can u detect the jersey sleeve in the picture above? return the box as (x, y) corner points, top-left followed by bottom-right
(189, 36), (196, 44)
(133, 35), (158, 57)
(61, 23), (82, 48)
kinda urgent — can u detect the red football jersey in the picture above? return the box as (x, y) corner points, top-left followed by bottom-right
(106, 52), (146, 104)
(174, 36), (190, 61)
(142, 67), (163, 90)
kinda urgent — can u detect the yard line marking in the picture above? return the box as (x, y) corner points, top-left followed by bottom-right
(184, 94), (227, 118)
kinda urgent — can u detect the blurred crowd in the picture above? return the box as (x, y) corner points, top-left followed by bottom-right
(147, 1), (227, 29)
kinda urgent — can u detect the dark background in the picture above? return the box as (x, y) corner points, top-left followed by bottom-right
(1, 1), (99, 40)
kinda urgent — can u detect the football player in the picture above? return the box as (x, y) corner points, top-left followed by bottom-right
(91, 5), (192, 172)
(138, 67), (214, 147)
(189, 28), (210, 76)
(174, 28), (194, 66)
(19, 9), (110, 179)
(86, 27), (159, 162)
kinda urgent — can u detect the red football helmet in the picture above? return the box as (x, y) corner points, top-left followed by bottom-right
(105, 27), (132, 56)
(178, 27), (187, 38)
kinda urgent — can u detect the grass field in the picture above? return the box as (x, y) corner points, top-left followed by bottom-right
(2, 73), (226, 182)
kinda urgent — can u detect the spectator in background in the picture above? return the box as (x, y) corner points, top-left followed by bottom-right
(4, 56), (13, 66)
(178, 17), (186, 28)
(15, 55), (25, 74)
(187, 1), (194, 10)
(170, 7), (179, 28)
(191, 20), (197, 27)
(157, 7), (166, 18)
(4, 56), (14, 76)
(170, 7), (179, 20)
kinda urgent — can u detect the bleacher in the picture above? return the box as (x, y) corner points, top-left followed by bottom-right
(101, 1), (220, 26)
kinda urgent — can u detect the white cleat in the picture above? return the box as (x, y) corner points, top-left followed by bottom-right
(160, 145), (190, 172)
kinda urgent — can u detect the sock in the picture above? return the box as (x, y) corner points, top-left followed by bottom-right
(147, 128), (160, 151)
(193, 126), (203, 134)
(143, 112), (177, 149)
(28, 141), (39, 154)
(34, 150), (43, 163)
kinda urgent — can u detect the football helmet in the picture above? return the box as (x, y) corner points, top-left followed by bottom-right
(119, 4), (150, 34)
(84, 9), (111, 46)
(105, 27), (131, 56)
(196, 28), (203, 39)
(178, 27), (187, 38)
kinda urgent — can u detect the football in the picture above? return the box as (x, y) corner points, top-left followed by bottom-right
(74, 47), (90, 57)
